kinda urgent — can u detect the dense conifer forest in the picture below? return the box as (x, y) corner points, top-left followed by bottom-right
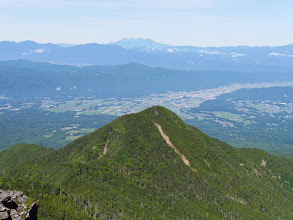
(0, 106), (292, 219)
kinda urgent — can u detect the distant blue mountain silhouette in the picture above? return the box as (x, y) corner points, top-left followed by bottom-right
(0, 60), (292, 98)
(108, 37), (170, 49)
(1, 40), (293, 72)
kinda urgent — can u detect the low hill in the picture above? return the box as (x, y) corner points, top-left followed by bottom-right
(0, 106), (292, 219)
(0, 143), (54, 170)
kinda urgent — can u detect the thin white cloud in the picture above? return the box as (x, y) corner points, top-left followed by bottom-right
(35, 49), (44, 53)
(231, 52), (246, 58)
(269, 52), (281, 56)
(268, 52), (293, 57)
(199, 50), (221, 55)
(166, 48), (180, 53)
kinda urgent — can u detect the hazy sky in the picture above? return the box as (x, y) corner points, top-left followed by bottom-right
(1, 0), (293, 46)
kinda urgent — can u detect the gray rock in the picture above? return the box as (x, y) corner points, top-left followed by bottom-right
(0, 211), (9, 220)
(0, 191), (10, 203)
(0, 204), (6, 212)
(0, 189), (38, 220)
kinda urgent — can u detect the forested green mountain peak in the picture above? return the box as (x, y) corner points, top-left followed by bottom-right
(0, 106), (293, 219)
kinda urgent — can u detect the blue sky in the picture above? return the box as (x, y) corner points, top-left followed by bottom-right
(1, 0), (293, 46)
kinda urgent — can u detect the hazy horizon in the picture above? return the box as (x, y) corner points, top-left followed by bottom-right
(2, 37), (293, 48)
(1, 0), (293, 47)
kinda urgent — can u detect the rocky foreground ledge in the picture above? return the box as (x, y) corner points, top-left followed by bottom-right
(0, 189), (38, 220)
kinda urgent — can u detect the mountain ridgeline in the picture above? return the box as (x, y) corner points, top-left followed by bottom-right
(0, 60), (293, 98)
(1, 40), (293, 72)
(107, 38), (170, 49)
(0, 106), (292, 219)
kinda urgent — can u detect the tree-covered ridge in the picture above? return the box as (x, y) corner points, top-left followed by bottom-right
(1, 60), (293, 98)
(0, 106), (292, 219)
(0, 143), (54, 170)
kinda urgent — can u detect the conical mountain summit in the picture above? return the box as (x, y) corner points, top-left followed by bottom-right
(0, 106), (292, 219)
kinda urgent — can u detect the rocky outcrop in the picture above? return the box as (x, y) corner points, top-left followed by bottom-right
(0, 189), (38, 220)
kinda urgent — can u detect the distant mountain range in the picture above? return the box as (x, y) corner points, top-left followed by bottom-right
(1, 39), (293, 72)
(1, 106), (293, 219)
(56, 43), (77, 47)
(0, 60), (292, 98)
(108, 37), (170, 49)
